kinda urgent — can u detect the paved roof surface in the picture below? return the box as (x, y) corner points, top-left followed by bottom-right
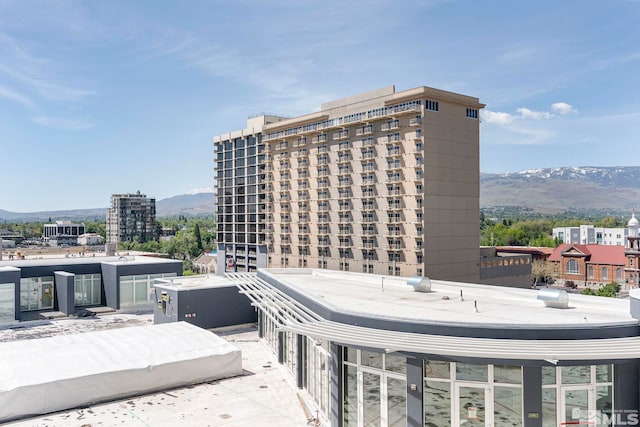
(262, 268), (636, 327)
(1, 315), (311, 427)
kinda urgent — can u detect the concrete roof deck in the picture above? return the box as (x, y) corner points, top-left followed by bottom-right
(154, 274), (236, 290)
(1, 315), (310, 427)
(0, 254), (178, 268)
(262, 268), (637, 328)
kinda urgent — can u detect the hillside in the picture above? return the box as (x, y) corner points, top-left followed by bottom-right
(0, 193), (216, 222)
(2, 166), (638, 221)
(481, 166), (640, 214)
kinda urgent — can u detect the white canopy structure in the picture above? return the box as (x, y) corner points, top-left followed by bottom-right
(0, 322), (242, 422)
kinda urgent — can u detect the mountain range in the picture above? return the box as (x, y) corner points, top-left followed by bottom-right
(1, 166), (639, 221)
(481, 166), (640, 214)
(0, 192), (215, 222)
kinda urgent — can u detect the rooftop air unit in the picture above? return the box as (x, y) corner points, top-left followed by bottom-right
(537, 288), (569, 309)
(407, 276), (431, 293)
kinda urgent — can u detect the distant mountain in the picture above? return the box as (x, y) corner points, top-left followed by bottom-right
(0, 192), (215, 222)
(3, 166), (638, 221)
(0, 208), (107, 222)
(156, 192), (214, 216)
(481, 166), (640, 214)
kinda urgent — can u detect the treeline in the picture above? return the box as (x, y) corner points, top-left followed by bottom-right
(0, 220), (106, 239)
(118, 216), (216, 272)
(480, 211), (630, 247)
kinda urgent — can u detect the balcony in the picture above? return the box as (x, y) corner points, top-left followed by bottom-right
(311, 134), (327, 144)
(386, 161), (403, 171)
(333, 130), (349, 140)
(337, 154), (351, 164)
(409, 117), (422, 126)
(385, 134), (401, 144)
(386, 147), (402, 158)
(361, 150), (376, 160)
(388, 215), (403, 224)
(381, 121), (399, 131)
(355, 125), (373, 136)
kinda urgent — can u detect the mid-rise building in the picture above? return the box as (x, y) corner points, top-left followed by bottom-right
(214, 85), (484, 281)
(43, 221), (86, 239)
(106, 191), (157, 244)
(553, 224), (628, 246)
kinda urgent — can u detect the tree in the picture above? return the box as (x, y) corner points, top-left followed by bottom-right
(531, 259), (554, 285)
(194, 223), (203, 251)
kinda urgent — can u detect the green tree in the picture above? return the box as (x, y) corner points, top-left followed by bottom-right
(194, 223), (203, 251)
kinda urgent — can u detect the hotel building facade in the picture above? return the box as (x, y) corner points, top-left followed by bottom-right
(214, 85), (484, 281)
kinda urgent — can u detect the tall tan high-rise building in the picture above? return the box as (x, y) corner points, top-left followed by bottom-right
(214, 85), (484, 281)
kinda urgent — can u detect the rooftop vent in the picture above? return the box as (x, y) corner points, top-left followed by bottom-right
(537, 288), (569, 309)
(407, 276), (431, 293)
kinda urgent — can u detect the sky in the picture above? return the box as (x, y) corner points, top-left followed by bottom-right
(0, 0), (639, 212)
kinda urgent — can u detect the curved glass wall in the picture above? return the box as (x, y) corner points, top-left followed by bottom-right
(424, 361), (523, 426)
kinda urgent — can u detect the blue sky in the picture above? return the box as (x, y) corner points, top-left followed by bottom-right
(0, 0), (639, 212)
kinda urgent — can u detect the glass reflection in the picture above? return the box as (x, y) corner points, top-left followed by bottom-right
(561, 366), (591, 384)
(425, 360), (450, 379)
(458, 386), (486, 427)
(343, 365), (358, 426)
(494, 365), (521, 384)
(363, 371), (381, 426)
(541, 388), (557, 427)
(387, 377), (406, 427)
(385, 354), (406, 374)
(424, 380), (451, 427)
(456, 363), (488, 382)
(494, 386), (522, 426)
(564, 389), (588, 423)
(361, 350), (383, 369)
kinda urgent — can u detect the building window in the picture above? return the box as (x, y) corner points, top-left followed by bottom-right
(75, 273), (101, 306)
(425, 99), (439, 112)
(566, 259), (579, 275)
(616, 268), (622, 281)
(588, 266), (594, 279)
(466, 108), (479, 119)
(602, 267), (608, 280)
(424, 361), (523, 426)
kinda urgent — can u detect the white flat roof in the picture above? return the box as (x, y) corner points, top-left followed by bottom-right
(262, 268), (636, 327)
(0, 254), (178, 268)
(154, 274), (236, 291)
(0, 322), (242, 422)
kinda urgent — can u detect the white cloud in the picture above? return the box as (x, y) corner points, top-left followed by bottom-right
(480, 110), (515, 125)
(31, 116), (95, 130)
(551, 102), (577, 115)
(516, 107), (553, 120)
(189, 187), (214, 195)
(0, 85), (33, 108)
(484, 102), (577, 126)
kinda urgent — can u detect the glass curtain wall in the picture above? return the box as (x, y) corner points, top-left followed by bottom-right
(423, 361), (523, 427)
(343, 347), (407, 427)
(542, 365), (613, 427)
(119, 273), (177, 308)
(305, 338), (331, 420)
(20, 277), (54, 311)
(0, 283), (15, 322)
(74, 273), (101, 306)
